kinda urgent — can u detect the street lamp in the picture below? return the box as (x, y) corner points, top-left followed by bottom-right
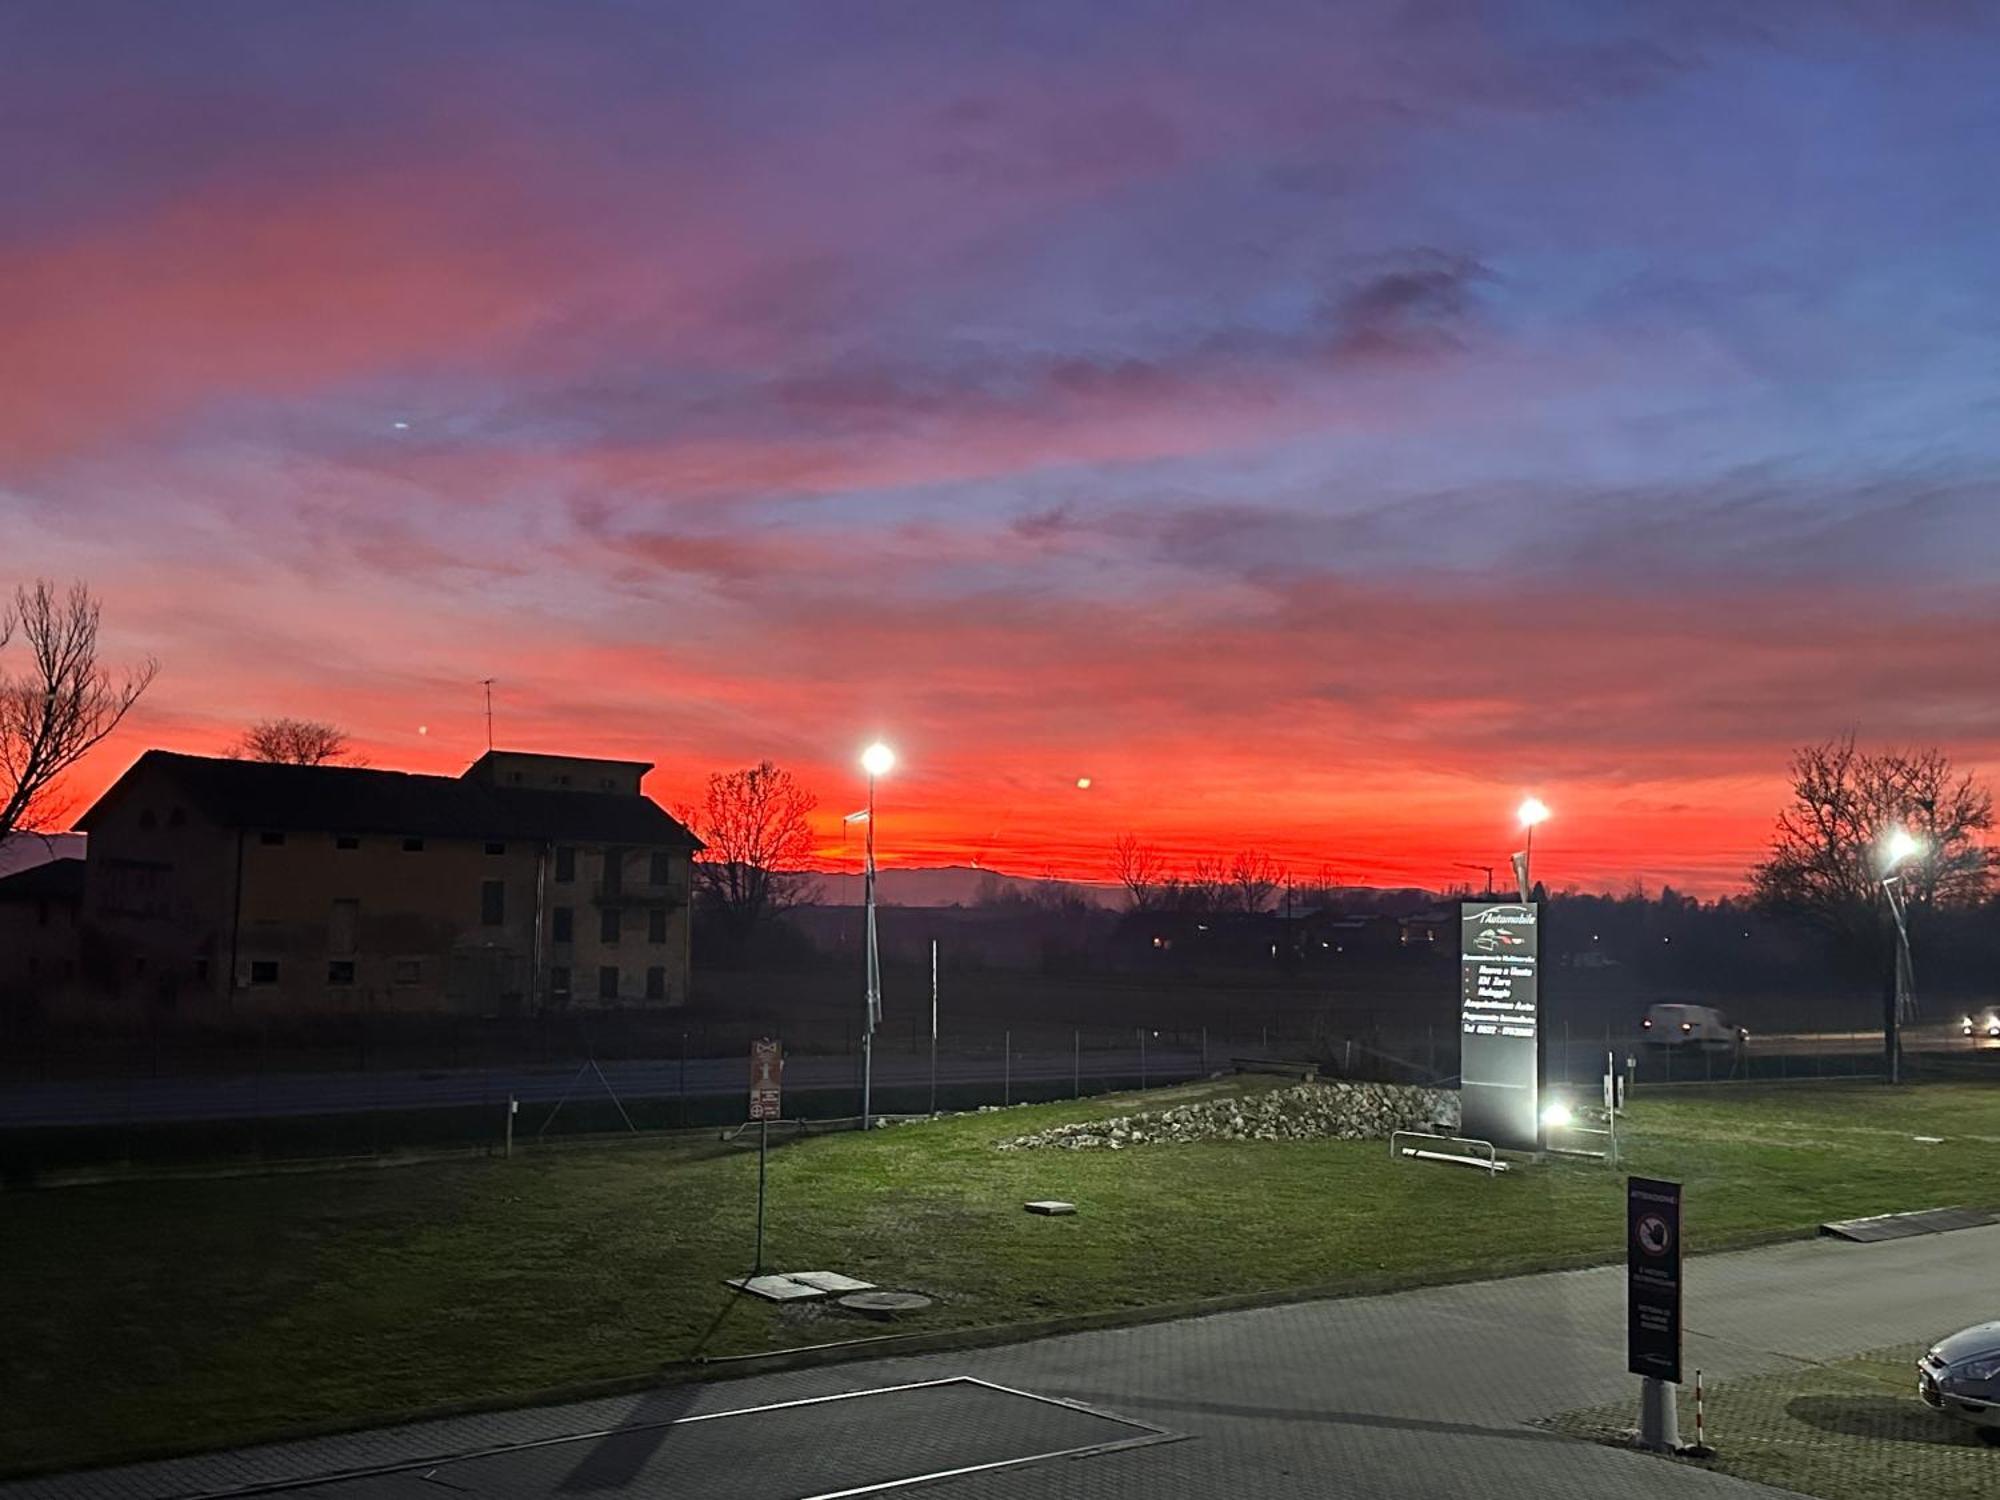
(1880, 827), (1923, 1085)
(1515, 797), (1550, 902)
(859, 741), (894, 1128)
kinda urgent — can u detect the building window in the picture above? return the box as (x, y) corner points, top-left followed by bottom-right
(335, 835), (360, 850)
(327, 960), (356, 985)
(329, 898), (359, 956)
(402, 837), (425, 853)
(600, 907), (620, 943)
(648, 907), (667, 944)
(597, 964), (618, 1000)
(260, 830), (285, 846)
(480, 880), (506, 926)
(392, 958), (422, 986)
(555, 846), (575, 882)
(645, 966), (666, 1000)
(649, 851), (672, 885)
(602, 848), (625, 894)
(508, 771), (523, 784)
(552, 906), (573, 943)
(485, 841), (506, 856)
(599, 777), (616, 790)
(139, 808), (158, 830)
(249, 960), (280, 985)
(550, 965), (570, 997)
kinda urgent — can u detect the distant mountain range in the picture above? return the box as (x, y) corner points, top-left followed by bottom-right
(801, 865), (1118, 908)
(799, 863), (1438, 911)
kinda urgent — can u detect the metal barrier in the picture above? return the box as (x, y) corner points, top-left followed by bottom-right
(1390, 1128), (1501, 1176)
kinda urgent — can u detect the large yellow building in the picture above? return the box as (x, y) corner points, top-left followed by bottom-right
(75, 749), (701, 1019)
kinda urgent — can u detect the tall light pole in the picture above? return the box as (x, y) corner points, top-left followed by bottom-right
(1880, 827), (1922, 1086)
(859, 740), (895, 1129)
(1515, 797), (1550, 902)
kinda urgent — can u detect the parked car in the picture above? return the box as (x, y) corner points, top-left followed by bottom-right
(1962, 1009), (2000, 1039)
(1640, 1003), (1747, 1051)
(1918, 1322), (2000, 1442)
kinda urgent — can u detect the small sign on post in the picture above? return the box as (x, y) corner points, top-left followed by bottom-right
(1629, 1175), (1685, 1450)
(749, 1038), (783, 1276)
(750, 1037), (783, 1121)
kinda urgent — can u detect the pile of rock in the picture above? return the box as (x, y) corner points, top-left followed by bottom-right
(995, 1081), (1458, 1151)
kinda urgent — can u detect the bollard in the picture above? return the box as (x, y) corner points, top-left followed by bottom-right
(1682, 1369), (1715, 1457)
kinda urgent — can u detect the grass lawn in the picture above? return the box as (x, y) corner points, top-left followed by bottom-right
(7, 1078), (2000, 1476)
(1547, 1343), (1998, 1499)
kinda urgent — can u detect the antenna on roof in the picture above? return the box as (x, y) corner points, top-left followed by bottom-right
(480, 679), (496, 751)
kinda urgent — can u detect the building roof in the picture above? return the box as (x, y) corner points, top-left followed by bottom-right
(77, 752), (701, 848)
(0, 856), (85, 903)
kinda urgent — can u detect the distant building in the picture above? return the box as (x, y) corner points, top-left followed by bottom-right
(73, 749), (701, 1020)
(0, 857), (86, 1018)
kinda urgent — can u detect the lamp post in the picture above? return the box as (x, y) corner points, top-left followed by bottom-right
(1880, 827), (1922, 1086)
(1515, 797), (1550, 902)
(859, 741), (895, 1129)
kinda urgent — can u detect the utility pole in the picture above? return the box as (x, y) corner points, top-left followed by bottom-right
(1454, 863), (1495, 898)
(480, 678), (496, 750)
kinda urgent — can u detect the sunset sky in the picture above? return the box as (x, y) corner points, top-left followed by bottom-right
(6, 2), (1999, 894)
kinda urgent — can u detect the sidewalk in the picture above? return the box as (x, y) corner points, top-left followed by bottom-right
(15, 1223), (1994, 1498)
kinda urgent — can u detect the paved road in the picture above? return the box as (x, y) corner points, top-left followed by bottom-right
(11, 1220), (1994, 1498)
(0, 1050), (1209, 1128)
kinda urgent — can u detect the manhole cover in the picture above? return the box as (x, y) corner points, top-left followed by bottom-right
(839, 1290), (935, 1319)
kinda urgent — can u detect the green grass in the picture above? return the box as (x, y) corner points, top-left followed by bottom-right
(7, 1079), (2000, 1476)
(1547, 1343), (1999, 1499)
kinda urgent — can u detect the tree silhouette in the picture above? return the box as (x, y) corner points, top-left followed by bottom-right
(1751, 736), (1994, 939)
(233, 717), (355, 765)
(1111, 833), (1166, 911)
(684, 761), (820, 951)
(1, 580), (157, 841)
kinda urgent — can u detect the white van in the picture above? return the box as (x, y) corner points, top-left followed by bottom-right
(1641, 1003), (1746, 1051)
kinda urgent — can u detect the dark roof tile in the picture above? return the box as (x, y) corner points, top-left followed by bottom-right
(79, 752), (700, 848)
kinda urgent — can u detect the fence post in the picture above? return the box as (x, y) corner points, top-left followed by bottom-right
(1073, 1028), (1080, 1099)
(1140, 1028), (1148, 1091)
(1004, 1029), (1011, 1106)
(1201, 1025), (1208, 1075)
(678, 1030), (688, 1128)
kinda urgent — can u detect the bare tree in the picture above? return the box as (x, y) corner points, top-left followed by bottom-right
(684, 761), (820, 948)
(1229, 849), (1284, 914)
(1752, 736), (1994, 1079)
(1183, 856), (1230, 914)
(1751, 736), (1994, 935)
(233, 717), (355, 765)
(1, 580), (157, 841)
(1112, 833), (1166, 911)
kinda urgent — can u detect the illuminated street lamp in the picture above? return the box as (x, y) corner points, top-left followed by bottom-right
(859, 741), (895, 1128)
(1880, 827), (1924, 1085)
(1515, 797), (1550, 902)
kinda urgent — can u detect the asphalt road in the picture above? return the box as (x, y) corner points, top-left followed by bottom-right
(0, 1049), (1210, 1129)
(13, 1217), (1994, 1498)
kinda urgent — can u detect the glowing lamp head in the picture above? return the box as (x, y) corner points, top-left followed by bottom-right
(1541, 1101), (1573, 1130)
(1882, 827), (1922, 871)
(860, 742), (895, 778)
(1517, 796), (1550, 829)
